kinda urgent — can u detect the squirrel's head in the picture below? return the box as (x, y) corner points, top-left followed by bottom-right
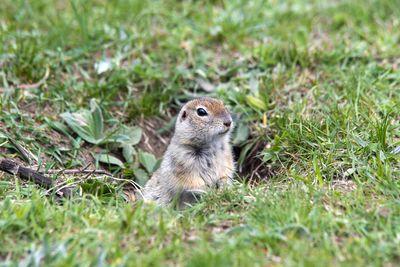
(174, 97), (233, 146)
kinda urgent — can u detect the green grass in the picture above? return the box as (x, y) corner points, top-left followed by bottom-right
(1, 0), (400, 266)
(1, 183), (399, 266)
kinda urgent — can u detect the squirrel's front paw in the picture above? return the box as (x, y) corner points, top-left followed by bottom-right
(176, 189), (206, 209)
(216, 176), (232, 189)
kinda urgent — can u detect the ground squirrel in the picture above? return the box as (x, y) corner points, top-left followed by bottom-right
(142, 97), (235, 207)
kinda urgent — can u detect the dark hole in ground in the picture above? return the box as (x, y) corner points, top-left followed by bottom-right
(233, 138), (276, 183)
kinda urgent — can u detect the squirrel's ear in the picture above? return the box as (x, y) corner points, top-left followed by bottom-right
(181, 110), (187, 121)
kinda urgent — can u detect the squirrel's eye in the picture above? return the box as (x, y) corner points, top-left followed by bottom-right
(196, 108), (208, 116)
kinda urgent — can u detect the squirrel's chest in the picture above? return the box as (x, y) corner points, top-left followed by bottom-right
(174, 149), (227, 189)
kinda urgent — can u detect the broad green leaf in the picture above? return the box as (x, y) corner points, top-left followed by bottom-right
(45, 117), (71, 137)
(95, 153), (124, 168)
(111, 126), (142, 145)
(122, 145), (136, 164)
(245, 95), (267, 111)
(90, 99), (104, 141)
(60, 112), (96, 143)
(134, 168), (149, 186)
(233, 123), (250, 145)
(138, 151), (158, 173)
(61, 99), (105, 144)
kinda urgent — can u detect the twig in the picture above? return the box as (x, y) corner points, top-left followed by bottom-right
(82, 169), (97, 180)
(81, 163), (92, 172)
(249, 161), (264, 183)
(45, 169), (113, 176)
(0, 158), (143, 200)
(43, 163), (92, 176)
(0, 158), (72, 197)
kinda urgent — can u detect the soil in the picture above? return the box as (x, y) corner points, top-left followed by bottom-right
(137, 117), (172, 158)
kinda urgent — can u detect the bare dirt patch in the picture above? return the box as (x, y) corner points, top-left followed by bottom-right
(137, 117), (172, 158)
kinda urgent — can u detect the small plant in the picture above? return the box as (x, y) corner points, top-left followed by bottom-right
(61, 99), (107, 145)
(60, 99), (158, 185)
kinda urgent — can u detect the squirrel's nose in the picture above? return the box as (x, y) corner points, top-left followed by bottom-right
(223, 120), (232, 127)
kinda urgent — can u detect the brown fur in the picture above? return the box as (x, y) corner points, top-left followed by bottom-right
(142, 97), (235, 207)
